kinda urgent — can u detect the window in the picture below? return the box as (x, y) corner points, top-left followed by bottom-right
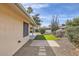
(23, 22), (29, 37)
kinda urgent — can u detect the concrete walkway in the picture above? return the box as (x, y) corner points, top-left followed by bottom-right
(14, 38), (76, 56)
(14, 40), (56, 56)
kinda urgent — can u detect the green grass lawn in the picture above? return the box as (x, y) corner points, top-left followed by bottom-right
(34, 34), (60, 40)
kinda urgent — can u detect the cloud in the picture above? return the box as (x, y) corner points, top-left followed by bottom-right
(31, 4), (49, 9)
(56, 14), (79, 19)
(22, 3), (49, 9)
(39, 15), (52, 19)
(22, 3), (49, 15)
(39, 14), (79, 25)
(22, 3), (79, 27)
(39, 15), (52, 27)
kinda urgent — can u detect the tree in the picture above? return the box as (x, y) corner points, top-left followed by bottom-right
(51, 15), (59, 32)
(27, 7), (33, 14)
(72, 17), (79, 26)
(40, 28), (45, 34)
(66, 19), (73, 26)
(32, 14), (41, 25)
(26, 7), (41, 25)
(66, 17), (79, 26)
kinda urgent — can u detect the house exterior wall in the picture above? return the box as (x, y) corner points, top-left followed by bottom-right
(0, 4), (31, 56)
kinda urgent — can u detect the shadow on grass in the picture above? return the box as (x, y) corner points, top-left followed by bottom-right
(34, 35), (46, 40)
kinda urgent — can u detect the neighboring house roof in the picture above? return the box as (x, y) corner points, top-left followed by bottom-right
(15, 3), (37, 26)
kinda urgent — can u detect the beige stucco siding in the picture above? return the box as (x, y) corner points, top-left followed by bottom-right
(0, 4), (31, 56)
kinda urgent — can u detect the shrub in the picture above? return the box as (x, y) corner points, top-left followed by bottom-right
(66, 17), (79, 26)
(40, 28), (45, 34)
(56, 29), (65, 38)
(35, 29), (39, 32)
(66, 26), (79, 47)
(30, 31), (32, 33)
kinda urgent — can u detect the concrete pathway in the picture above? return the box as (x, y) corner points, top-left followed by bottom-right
(14, 38), (76, 56)
(30, 40), (59, 47)
(14, 40), (56, 56)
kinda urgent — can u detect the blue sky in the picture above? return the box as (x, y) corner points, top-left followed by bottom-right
(22, 3), (79, 27)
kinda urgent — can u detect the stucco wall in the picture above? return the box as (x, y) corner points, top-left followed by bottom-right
(0, 4), (30, 56)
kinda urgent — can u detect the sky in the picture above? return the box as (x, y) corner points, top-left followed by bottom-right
(22, 3), (79, 27)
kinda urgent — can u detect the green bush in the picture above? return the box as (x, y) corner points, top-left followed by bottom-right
(66, 26), (79, 47)
(66, 17), (79, 26)
(35, 29), (39, 32)
(40, 28), (45, 34)
(30, 30), (32, 33)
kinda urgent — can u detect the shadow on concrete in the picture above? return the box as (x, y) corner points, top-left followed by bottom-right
(34, 35), (47, 40)
(13, 36), (56, 56)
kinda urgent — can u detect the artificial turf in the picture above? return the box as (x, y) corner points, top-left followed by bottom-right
(34, 34), (60, 40)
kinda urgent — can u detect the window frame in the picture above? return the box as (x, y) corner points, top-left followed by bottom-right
(23, 22), (29, 37)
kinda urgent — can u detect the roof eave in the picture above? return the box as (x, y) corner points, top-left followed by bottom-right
(15, 3), (37, 26)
